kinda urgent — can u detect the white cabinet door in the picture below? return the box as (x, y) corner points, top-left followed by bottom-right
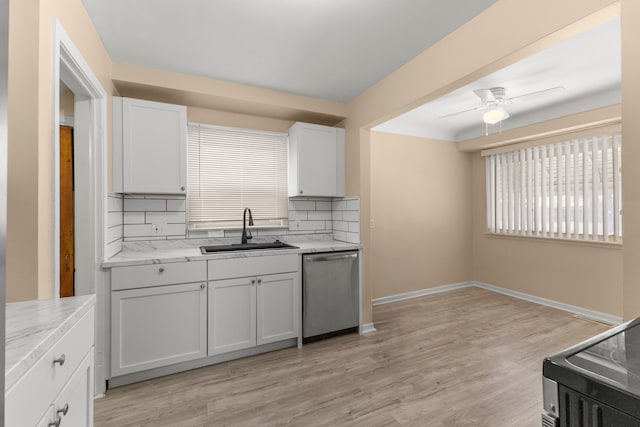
(112, 282), (207, 376)
(35, 406), (55, 427)
(53, 348), (94, 427)
(289, 122), (345, 197)
(257, 272), (299, 345)
(120, 97), (187, 194)
(208, 277), (257, 356)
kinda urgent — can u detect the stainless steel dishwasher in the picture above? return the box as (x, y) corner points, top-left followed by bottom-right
(303, 250), (359, 342)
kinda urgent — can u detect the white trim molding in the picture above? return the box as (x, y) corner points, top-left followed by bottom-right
(360, 323), (377, 334)
(52, 19), (109, 395)
(472, 281), (622, 325)
(372, 281), (622, 326)
(372, 282), (473, 306)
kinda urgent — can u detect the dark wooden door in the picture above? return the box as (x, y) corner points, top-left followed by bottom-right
(60, 125), (74, 297)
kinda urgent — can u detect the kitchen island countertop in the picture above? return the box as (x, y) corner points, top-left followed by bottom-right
(5, 294), (96, 392)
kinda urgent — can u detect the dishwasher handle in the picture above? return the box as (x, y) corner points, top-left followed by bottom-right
(304, 252), (358, 263)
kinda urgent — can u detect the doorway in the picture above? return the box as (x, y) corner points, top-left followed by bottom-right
(53, 19), (108, 394)
(59, 124), (74, 297)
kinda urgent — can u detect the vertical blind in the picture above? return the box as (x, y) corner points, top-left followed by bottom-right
(485, 131), (622, 242)
(187, 124), (289, 228)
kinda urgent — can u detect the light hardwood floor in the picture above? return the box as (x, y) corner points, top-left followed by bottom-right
(95, 287), (610, 426)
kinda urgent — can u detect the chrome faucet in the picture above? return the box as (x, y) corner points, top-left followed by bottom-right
(241, 208), (254, 244)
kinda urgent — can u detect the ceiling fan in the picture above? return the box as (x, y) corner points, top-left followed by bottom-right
(439, 86), (565, 125)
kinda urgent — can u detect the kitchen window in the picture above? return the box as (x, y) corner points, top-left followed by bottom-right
(484, 130), (622, 243)
(187, 123), (288, 229)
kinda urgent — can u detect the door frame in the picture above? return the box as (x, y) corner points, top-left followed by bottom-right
(51, 19), (108, 394)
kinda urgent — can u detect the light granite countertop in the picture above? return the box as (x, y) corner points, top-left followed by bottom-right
(102, 235), (361, 268)
(5, 294), (96, 392)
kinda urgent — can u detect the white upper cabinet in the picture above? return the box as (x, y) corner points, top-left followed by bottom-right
(288, 122), (345, 197)
(113, 97), (187, 194)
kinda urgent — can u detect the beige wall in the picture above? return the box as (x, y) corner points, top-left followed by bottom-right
(7, 0), (114, 301)
(470, 153), (623, 316)
(462, 106), (624, 317)
(345, 0), (619, 323)
(59, 89), (74, 117)
(621, 0), (640, 319)
(370, 132), (472, 299)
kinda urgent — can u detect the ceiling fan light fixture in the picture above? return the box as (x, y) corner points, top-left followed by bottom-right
(483, 106), (510, 125)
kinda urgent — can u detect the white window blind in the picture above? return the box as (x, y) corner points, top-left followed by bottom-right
(187, 123), (289, 228)
(485, 132), (622, 242)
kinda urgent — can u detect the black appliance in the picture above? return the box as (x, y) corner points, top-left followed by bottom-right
(542, 318), (640, 426)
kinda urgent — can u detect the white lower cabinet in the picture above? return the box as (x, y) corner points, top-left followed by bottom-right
(207, 254), (301, 356)
(257, 273), (299, 345)
(111, 281), (207, 377)
(53, 348), (95, 427)
(208, 277), (257, 355)
(6, 307), (94, 427)
(109, 256), (300, 383)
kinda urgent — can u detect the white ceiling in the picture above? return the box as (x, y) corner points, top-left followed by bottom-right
(82, 2), (620, 140)
(81, 0), (499, 103)
(374, 17), (621, 141)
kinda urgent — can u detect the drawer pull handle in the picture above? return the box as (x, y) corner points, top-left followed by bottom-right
(48, 415), (61, 427)
(53, 354), (66, 366)
(159, 267), (165, 273)
(57, 403), (69, 416)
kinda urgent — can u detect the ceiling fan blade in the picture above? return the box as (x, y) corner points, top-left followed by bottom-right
(473, 89), (495, 103)
(507, 86), (565, 103)
(438, 105), (486, 119)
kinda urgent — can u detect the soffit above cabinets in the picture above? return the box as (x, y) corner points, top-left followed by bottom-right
(373, 17), (621, 142)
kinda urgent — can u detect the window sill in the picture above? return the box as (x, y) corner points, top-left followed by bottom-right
(483, 232), (622, 249)
(188, 224), (289, 233)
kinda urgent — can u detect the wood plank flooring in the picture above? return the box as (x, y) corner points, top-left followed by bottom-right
(94, 287), (610, 426)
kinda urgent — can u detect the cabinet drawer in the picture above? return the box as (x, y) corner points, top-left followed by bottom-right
(112, 261), (206, 290)
(208, 254), (299, 280)
(6, 308), (94, 427)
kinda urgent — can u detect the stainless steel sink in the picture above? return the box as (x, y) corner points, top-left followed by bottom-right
(200, 240), (298, 254)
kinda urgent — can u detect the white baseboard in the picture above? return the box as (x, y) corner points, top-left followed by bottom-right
(360, 323), (377, 334)
(371, 281), (622, 325)
(372, 282), (473, 306)
(472, 281), (622, 325)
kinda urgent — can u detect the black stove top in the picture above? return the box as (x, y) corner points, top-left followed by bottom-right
(543, 318), (640, 420)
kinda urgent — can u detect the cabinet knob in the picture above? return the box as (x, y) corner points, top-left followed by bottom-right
(53, 354), (66, 366)
(200, 283), (205, 290)
(251, 279), (256, 285)
(299, 190), (303, 194)
(158, 267), (165, 273)
(48, 416), (61, 427)
(257, 279), (262, 285)
(181, 186), (185, 191)
(57, 403), (69, 416)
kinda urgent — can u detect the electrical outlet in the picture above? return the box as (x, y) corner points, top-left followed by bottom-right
(207, 229), (224, 238)
(289, 221), (302, 231)
(151, 223), (164, 236)
(370, 219), (375, 229)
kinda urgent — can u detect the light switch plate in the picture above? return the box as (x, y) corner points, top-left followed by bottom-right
(369, 219), (375, 229)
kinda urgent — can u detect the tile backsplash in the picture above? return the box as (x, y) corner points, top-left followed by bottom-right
(122, 195), (187, 241)
(106, 194), (123, 258)
(106, 193), (360, 256)
(331, 197), (360, 244)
